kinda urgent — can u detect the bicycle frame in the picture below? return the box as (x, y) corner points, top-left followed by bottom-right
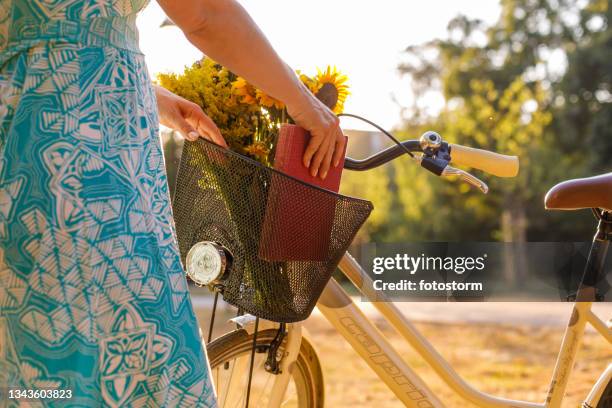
(257, 255), (611, 407)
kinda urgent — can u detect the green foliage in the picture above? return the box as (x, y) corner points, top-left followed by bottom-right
(384, 0), (610, 242)
(340, 166), (392, 243)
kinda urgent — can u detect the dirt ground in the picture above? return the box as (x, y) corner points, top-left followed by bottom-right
(299, 315), (610, 407)
(195, 302), (611, 408)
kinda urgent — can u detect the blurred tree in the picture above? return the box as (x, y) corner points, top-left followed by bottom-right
(393, 0), (609, 249)
(556, 0), (611, 171)
(340, 166), (392, 244)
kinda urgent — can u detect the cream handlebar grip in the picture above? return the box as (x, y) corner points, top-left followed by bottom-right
(449, 144), (519, 178)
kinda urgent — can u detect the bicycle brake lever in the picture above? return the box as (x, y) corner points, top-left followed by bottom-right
(416, 133), (489, 193)
(441, 165), (489, 194)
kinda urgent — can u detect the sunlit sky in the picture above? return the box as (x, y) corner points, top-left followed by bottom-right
(137, 1), (501, 130)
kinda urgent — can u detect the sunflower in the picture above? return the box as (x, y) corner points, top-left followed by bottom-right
(297, 71), (320, 94)
(255, 89), (285, 110)
(232, 77), (257, 105)
(313, 66), (349, 114)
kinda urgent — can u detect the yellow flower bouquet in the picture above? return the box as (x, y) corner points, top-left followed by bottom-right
(165, 60), (365, 319)
(157, 59), (349, 166)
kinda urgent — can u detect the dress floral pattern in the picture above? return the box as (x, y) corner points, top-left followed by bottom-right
(0, 1), (216, 406)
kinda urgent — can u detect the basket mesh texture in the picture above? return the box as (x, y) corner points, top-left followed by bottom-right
(172, 139), (373, 322)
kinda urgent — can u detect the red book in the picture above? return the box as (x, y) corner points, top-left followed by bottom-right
(259, 124), (348, 261)
(273, 124), (347, 192)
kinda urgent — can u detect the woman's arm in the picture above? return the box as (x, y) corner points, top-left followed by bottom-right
(157, 0), (345, 179)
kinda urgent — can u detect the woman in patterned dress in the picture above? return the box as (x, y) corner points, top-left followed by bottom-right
(0, 0), (343, 406)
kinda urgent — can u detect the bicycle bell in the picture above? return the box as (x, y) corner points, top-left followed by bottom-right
(185, 241), (229, 287)
(419, 131), (443, 152)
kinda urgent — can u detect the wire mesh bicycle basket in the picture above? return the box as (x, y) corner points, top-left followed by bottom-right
(172, 139), (373, 322)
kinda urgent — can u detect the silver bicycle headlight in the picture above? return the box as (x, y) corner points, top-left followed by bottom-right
(185, 241), (228, 287)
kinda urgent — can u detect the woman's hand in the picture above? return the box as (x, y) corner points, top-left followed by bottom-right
(154, 85), (227, 147)
(287, 91), (346, 179)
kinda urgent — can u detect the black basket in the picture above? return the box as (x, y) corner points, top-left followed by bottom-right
(172, 139), (373, 322)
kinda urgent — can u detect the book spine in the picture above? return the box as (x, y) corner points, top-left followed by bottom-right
(276, 124), (291, 172)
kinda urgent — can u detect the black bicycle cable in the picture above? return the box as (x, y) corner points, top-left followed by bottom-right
(338, 113), (416, 159)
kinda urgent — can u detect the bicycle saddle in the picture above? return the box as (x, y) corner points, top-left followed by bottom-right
(545, 172), (612, 211)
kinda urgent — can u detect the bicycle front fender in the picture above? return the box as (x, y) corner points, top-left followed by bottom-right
(584, 363), (612, 407)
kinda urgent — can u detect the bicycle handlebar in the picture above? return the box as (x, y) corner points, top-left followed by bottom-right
(343, 131), (519, 194)
(343, 140), (422, 171)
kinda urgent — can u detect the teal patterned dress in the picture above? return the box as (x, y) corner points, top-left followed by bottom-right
(0, 1), (217, 406)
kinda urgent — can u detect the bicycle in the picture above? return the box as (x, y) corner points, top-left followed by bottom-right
(177, 131), (611, 408)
